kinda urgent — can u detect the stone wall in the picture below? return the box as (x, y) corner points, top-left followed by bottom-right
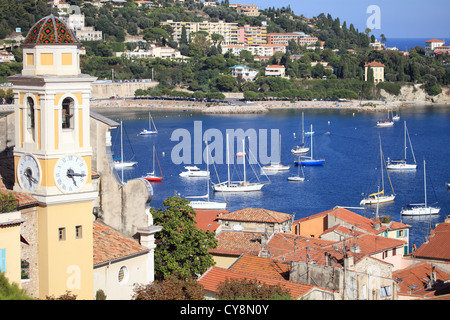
(91, 81), (158, 99)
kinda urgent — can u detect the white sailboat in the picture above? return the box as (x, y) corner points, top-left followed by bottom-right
(139, 112), (158, 135)
(377, 110), (394, 127)
(291, 112), (310, 155)
(296, 124), (325, 166)
(392, 110), (400, 121)
(188, 144), (227, 210)
(213, 135), (268, 192)
(401, 160), (440, 216)
(360, 137), (396, 205)
(387, 121), (417, 170)
(288, 158), (305, 181)
(114, 121), (137, 169)
(263, 134), (290, 172)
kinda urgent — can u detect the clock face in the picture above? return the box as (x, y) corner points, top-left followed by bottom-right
(54, 155), (88, 193)
(17, 154), (40, 192)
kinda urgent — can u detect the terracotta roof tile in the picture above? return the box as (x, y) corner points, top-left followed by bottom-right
(365, 61), (385, 67)
(263, 233), (336, 260)
(221, 208), (292, 224)
(393, 262), (450, 298)
(229, 254), (290, 281)
(193, 209), (227, 233)
(198, 266), (315, 299)
(0, 188), (38, 208)
(413, 223), (450, 261)
(210, 231), (265, 256)
(93, 221), (148, 266)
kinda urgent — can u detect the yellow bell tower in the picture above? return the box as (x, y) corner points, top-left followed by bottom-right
(9, 15), (97, 299)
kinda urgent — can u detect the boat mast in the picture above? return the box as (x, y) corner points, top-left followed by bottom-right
(227, 134), (230, 187)
(206, 142), (210, 202)
(404, 121), (407, 160)
(424, 159), (427, 209)
(406, 123), (417, 165)
(120, 120), (124, 182)
(379, 136), (384, 193)
(243, 138), (246, 184)
(310, 124), (314, 160)
(302, 112), (305, 145)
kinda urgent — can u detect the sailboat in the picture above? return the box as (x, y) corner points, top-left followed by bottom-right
(392, 110), (400, 121)
(401, 160), (440, 216)
(291, 112), (310, 155)
(387, 121), (417, 170)
(377, 110), (394, 127)
(114, 121), (137, 169)
(139, 112), (158, 135)
(187, 144), (227, 210)
(263, 134), (290, 172)
(295, 124), (325, 166)
(360, 137), (396, 205)
(288, 158), (305, 181)
(212, 135), (268, 192)
(143, 145), (163, 182)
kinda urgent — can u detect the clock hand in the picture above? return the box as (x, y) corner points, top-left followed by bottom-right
(24, 168), (38, 184)
(66, 169), (77, 186)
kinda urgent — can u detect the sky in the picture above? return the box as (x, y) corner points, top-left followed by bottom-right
(233, 0), (450, 38)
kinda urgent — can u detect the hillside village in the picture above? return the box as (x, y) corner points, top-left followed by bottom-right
(0, 0), (449, 302)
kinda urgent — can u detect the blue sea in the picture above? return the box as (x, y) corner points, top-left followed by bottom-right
(385, 37), (450, 51)
(99, 104), (450, 250)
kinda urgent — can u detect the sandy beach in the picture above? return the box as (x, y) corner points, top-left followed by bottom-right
(89, 98), (434, 114)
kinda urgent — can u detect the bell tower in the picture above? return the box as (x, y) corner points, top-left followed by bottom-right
(9, 15), (97, 299)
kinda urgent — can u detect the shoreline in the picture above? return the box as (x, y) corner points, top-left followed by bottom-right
(0, 98), (446, 115)
(90, 98), (444, 114)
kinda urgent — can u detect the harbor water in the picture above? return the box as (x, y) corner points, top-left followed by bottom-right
(98, 104), (450, 250)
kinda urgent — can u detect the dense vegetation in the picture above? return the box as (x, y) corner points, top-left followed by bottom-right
(0, 0), (448, 99)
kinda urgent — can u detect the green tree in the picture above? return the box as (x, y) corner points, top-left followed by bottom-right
(217, 278), (292, 300)
(0, 273), (33, 300)
(151, 197), (217, 280)
(132, 274), (204, 300)
(212, 74), (237, 92)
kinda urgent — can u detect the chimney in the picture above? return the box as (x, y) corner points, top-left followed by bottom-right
(373, 222), (380, 230)
(324, 252), (329, 266)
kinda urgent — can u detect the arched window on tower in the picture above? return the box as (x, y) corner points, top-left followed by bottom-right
(62, 97), (74, 129)
(26, 97), (35, 142)
(27, 97), (35, 130)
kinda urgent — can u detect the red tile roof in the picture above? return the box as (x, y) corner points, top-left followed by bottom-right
(413, 223), (450, 261)
(393, 262), (450, 298)
(262, 232), (336, 261)
(331, 233), (406, 256)
(426, 39), (445, 43)
(229, 254), (290, 281)
(266, 65), (285, 68)
(198, 266), (315, 299)
(294, 207), (409, 236)
(93, 221), (149, 266)
(193, 209), (226, 233)
(0, 188), (38, 208)
(209, 231), (264, 256)
(365, 61), (385, 67)
(220, 208), (292, 224)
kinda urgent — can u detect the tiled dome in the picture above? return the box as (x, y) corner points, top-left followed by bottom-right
(24, 15), (79, 45)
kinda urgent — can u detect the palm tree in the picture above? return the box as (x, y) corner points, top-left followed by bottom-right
(380, 34), (387, 48)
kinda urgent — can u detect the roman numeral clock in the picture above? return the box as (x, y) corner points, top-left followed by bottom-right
(9, 14), (97, 300)
(54, 155), (88, 193)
